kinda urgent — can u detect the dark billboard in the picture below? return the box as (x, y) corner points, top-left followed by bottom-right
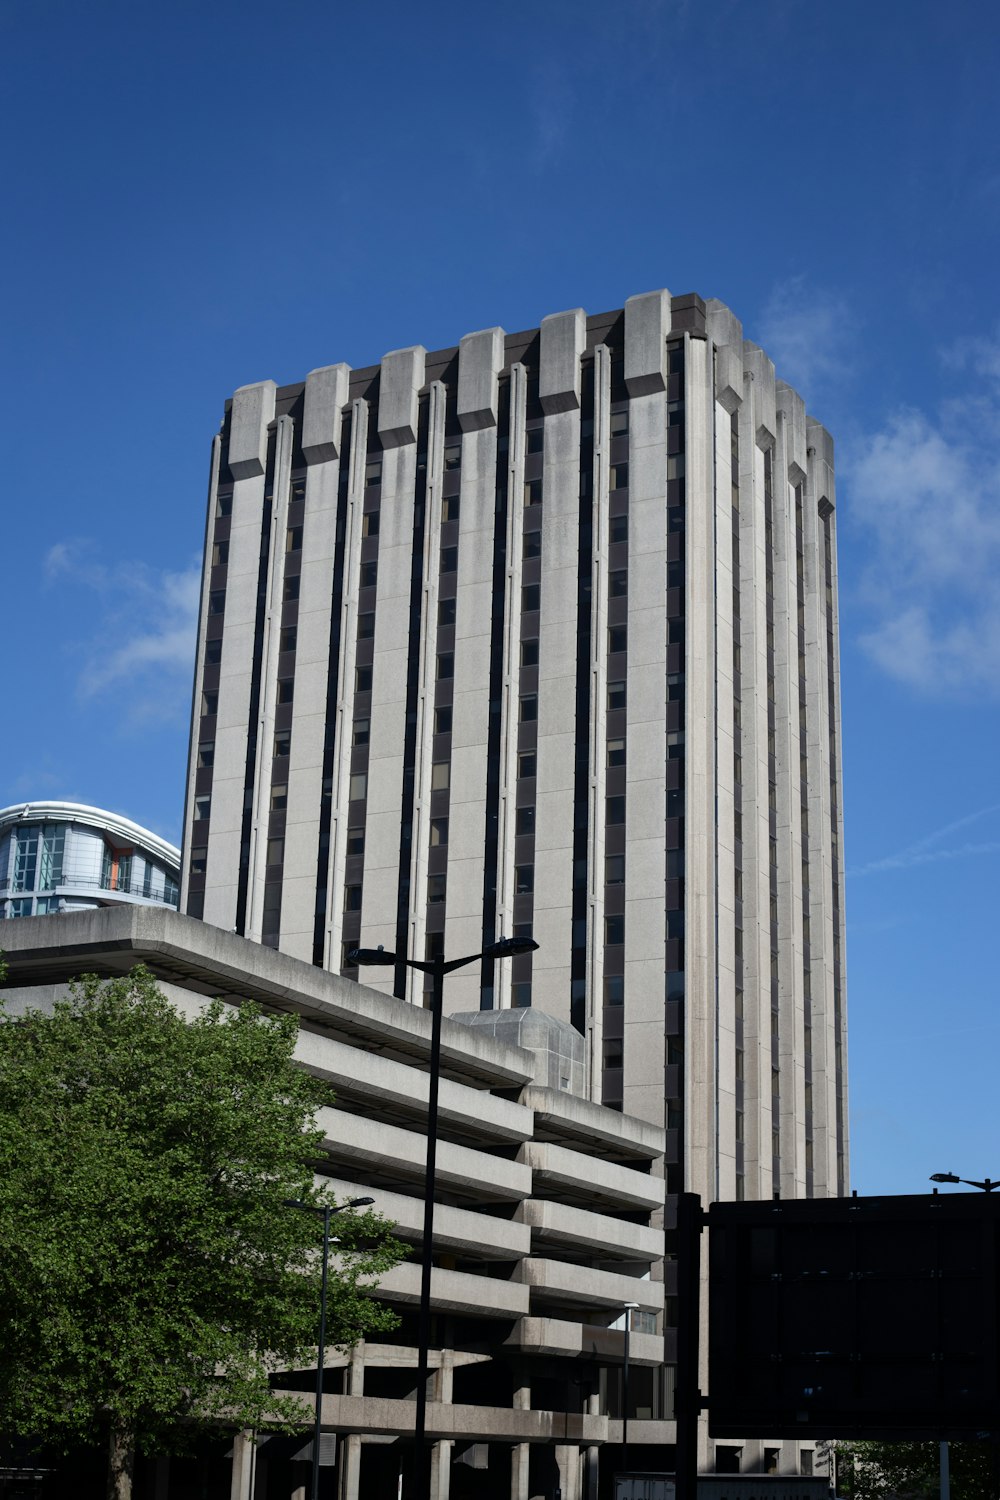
(708, 1192), (1000, 1439)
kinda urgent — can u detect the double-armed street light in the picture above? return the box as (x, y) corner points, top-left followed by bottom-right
(284, 1195), (375, 1500)
(930, 1172), (1000, 1192)
(348, 933), (538, 1500)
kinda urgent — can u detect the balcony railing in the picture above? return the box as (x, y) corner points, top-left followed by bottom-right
(0, 874), (179, 907)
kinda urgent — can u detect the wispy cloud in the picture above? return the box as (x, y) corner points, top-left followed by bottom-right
(850, 802), (1000, 877)
(755, 276), (855, 407)
(846, 338), (1000, 697)
(45, 539), (200, 727)
(527, 62), (574, 170)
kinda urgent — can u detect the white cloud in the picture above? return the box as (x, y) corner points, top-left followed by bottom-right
(846, 344), (1000, 698)
(45, 540), (201, 725)
(755, 276), (854, 405)
(850, 802), (1000, 878)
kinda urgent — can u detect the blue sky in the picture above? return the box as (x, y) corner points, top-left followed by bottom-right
(2, 0), (998, 1196)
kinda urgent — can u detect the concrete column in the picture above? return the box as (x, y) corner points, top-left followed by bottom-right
(230, 1430), (255, 1500)
(584, 344), (611, 1101)
(340, 1338), (365, 1500)
(585, 1392), (601, 1500)
(511, 1379), (531, 1500)
(430, 1347), (454, 1498)
(555, 1444), (582, 1500)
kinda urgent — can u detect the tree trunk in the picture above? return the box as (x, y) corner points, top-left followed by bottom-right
(107, 1418), (135, 1500)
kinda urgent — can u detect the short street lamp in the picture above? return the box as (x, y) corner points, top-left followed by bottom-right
(284, 1195), (375, 1500)
(348, 934), (538, 1500)
(930, 1172), (1000, 1192)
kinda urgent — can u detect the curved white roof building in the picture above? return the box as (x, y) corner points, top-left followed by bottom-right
(0, 801), (180, 920)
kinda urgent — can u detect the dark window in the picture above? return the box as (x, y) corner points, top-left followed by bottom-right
(607, 796), (625, 826)
(607, 737), (626, 767)
(522, 582), (540, 612)
(434, 705), (452, 735)
(520, 638), (539, 667)
(606, 854), (625, 884)
(442, 494), (460, 523)
(430, 817), (448, 846)
(524, 478), (542, 506)
(356, 665), (373, 693)
(609, 570), (628, 598)
(515, 806), (535, 836)
(608, 680), (626, 711)
(610, 409), (629, 437)
(201, 691), (218, 717)
(216, 492), (233, 518)
(273, 730), (291, 757)
(608, 625), (627, 655)
(205, 639), (222, 665)
(523, 530), (542, 559)
(349, 772), (367, 801)
(519, 695), (537, 722)
(668, 561), (684, 589)
(353, 718), (370, 747)
(279, 626), (297, 653)
(283, 574), (300, 601)
(604, 1039), (624, 1069)
(344, 884), (362, 913)
(362, 512), (379, 538)
(365, 458), (382, 486)
(667, 673), (684, 701)
(518, 751), (536, 779)
(605, 914), (625, 945)
(605, 975), (624, 1005)
(437, 653), (454, 680)
(209, 590), (226, 615)
(266, 837), (284, 865)
(277, 678), (294, 705)
(441, 546), (458, 573)
(197, 741), (214, 769)
(667, 789), (683, 818)
(193, 795), (211, 821)
(428, 873), (447, 903)
(358, 612), (375, 640)
(515, 865), (534, 894)
(285, 526), (303, 552)
(526, 426), (544, 454)
(347, 827), (365, 855)
(444, 443), (461, 472)
(610, 463), (629, 491)
(360, 560), (378, 588)
(431, 762), (450, 791)
(438, 598), (456, 627)
(512, 981), (532, 1008)
(270, 785), (287, 812)
(190, 846), (207, 875)
(610, 514), (628, 544)
(212, 540), (228, 566)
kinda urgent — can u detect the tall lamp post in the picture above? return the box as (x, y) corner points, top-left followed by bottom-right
(621, 1300), (639, 1477)
(285, 1195), (375, 1500)
(349, 934), (538, 1500)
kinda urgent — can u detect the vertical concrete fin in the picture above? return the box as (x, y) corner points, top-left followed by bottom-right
(806, 418), (835, 507)
(302, 363), (351, 464)
(777, 383), (807, 486)
(539, 308), (585, 414)
(457, 327), (504, 432)
(715, 344), (744, 415)
(378, 345), (426, 449)
(228, 381), (276, 479)
(743, 342), (777, 450)
(624, 288), (671, 396)
(706, 298), (743, 350)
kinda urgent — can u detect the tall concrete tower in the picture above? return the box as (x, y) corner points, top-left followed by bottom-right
(182, 290), (848, 1207)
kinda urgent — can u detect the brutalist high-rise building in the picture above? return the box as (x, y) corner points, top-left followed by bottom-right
(182, 289), (847, 1207)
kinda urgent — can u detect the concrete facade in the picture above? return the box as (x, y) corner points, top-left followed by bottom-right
(177, 291), (847, 1484)
(2, 907), (670, 1499)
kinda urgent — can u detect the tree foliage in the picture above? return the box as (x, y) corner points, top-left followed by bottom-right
(839, 1440), (996, 1500)
(0, 967), (404, 1484)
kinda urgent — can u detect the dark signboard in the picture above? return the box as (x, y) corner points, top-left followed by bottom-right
(708, 1192), (1000, 1439)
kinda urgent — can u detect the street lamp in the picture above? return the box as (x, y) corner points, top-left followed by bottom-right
(621, 1301), (639, 1476)
(284, 1195), (375, 1500)
(348, 934), (538, 1500)
(930, 1172), (1000, 1191)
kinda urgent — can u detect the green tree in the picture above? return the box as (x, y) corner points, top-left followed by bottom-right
(0, 967), (405, 1500)
(839, 1440), (995, 1500)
